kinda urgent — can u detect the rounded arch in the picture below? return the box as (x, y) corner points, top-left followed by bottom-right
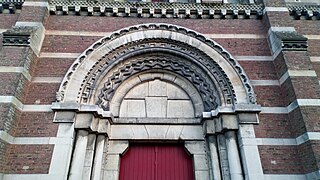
(108, 70), (204, 119)
(56, 23), (256, 111)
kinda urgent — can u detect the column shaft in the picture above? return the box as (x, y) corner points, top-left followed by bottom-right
(92, 135), (107, 180)
(69, 130), (89, 180)
(208, 135), (222, 180)
(225, 131), (243, 180)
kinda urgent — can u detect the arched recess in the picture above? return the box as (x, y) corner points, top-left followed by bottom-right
(51, 23), (263, 180)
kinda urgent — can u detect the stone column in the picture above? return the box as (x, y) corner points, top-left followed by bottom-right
(92, 135), (107, 180)
(82, 134), (97, 180)
(225, 131), (243, 180)
(208, 135), (222, 180)
(217, 134), (230, 180)
(69, 130), (89, 180)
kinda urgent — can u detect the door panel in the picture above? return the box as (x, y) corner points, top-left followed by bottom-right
(119, 144), (194, 180)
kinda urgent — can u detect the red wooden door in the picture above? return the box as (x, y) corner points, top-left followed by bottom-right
(119, 144), (194, 180)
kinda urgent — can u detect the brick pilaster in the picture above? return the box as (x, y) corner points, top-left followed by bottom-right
(263, 0), (320, 175)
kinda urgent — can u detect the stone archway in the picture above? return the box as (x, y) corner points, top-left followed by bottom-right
(52, 23), (263, 180)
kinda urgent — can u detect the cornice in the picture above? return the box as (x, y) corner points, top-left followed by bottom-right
(0, 0), (24, 14)
(2, 26), (36, 46)
(49, 1), (263, 19)
(288, 4), (320, 20)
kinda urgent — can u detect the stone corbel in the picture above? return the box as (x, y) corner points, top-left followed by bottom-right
(203, 104), (260, 135)
(52, 102), (114, 134)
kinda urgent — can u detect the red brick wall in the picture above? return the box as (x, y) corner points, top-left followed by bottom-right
(46, 16), (267, 34)
(0, 14), (19, 29)
(238, 61), (278, 80)
(4, 144), (54, 174)
(308, 40), (320, 56)
(24, 83), (59, 104)
(13, 112), (58, 137)
(254, 86), (284, 107)
(254, 114), (293, 138)
(258, 145), (304, 174)
(35, 58), (74, 77)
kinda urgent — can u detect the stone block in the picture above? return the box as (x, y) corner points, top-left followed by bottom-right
(103, 170), (119, 180)
(105, 155), (120, 170)
(119, 100), (146, 117)
(162, 73), (176, 82)
(107, 141), (129, 154)
(185, 141), (206, 154)
(237, 113), (259, 124)
(204, 120), (215, 135)
(138, 73), (153, 82)
(222, 114), (238, 130)
(145, 125), (169, 139)
(75, 113), (93, 129)
(132, 125), (149, 139)
(167, 100), (194, 118)
(167, 83), (189, 99)
(110, 125), (134, 139)
(165, 126), (184, 139)
(181, 126), (204, 140)
(195, 170), (210, 180)
(125, 82), (148, 98)
(148, 79), (167, 96)
(53, 111), (75, 123)
(145, 97), (167, 117)
(194, 154), (209, 171)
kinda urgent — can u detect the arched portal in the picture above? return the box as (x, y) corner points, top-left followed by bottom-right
(52, 23), (263, 180)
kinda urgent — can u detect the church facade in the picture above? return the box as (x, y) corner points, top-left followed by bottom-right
(0, 0), (320, 179)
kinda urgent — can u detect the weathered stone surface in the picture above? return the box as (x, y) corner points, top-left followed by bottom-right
(167, 100), (194, 118)
(119, 100), (146, 117)
(145, 97), (167, 118)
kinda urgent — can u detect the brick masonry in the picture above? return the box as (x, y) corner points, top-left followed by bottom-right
(4, 144), (54, 174)
(258, 145), (304, 174)
(45, 16), (267, 34)
(13, 112), (58, 137)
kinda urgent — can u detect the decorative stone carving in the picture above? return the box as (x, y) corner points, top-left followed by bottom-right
(49, 0), (263, 19)
(2, 26), (36, 46)
(275, 31), (308, 51)
(97, 55), (220, 112)
(57, 23), (256, 106)
(288, 4), (320, 20)
(0, 0), (23, 14)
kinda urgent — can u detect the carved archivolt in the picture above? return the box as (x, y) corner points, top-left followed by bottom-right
(97, 55), (219, 112)
(57, 23), (256, 109)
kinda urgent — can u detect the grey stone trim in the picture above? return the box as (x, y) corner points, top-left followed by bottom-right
(305, 170), (320, 179)
(52, 102), (114, 120)
(40, 52), (80, 58)
(205, 104), (261, 124)
(0, 0), (24, 14)
(2, 26), (35, 46)
(32, 77), (63, 83)
(57, 23), (256, 106)
(23, 1), (48, 7)
(49, 1), (263, 19)
(264, 174), (307, 180)
(2, 23), (45, 56)
(269, 29), (308, 53)
(110, 124), (204, 140)
(264, 7), (289, 12)
(288, 4), (320, 20)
